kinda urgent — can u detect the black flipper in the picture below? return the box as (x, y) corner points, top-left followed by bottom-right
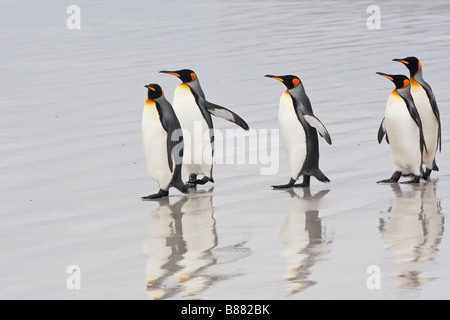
(155, 100), (184, 172)
(190, 86), (249, 131)
(292, 94), (331, 145)
(303, 114), (332, 145)
(416, 77), (442, 152)
(203, 100), (250, 131)
(189, 88), (215, 159)
(401, 92), (428, 155)
(378, 118), (389, 144)
(154, 98), (188, 195)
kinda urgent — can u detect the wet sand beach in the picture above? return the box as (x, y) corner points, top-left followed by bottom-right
(1, 1), (449, 300)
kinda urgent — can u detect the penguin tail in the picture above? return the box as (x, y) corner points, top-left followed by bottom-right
(433, 160), (439, 172)
(312, 169), (330, 183)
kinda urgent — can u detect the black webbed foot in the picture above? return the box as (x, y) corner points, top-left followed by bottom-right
(185, 181), (197, 188)
(185, 174), (198, 188)
(377, 171), (401, 184)
(422, 168), (432, 181)
(293, 175), (310, 188)
(141, 189), (169, 200)
(185, 175), (213, 188)
(194, 176), (213, 185)
(272, 178), (296, 189)
(400, 175), (421, 184)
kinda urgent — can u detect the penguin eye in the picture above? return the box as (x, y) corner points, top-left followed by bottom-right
(292, 78), (300, 87)
(190, 72), (197, 81)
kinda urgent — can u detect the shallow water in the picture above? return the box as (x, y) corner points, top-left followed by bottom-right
(1, 0), (450, 300)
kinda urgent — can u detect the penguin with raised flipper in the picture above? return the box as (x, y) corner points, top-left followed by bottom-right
(265, 74), (332, 188)
(160, 69), (249, 188)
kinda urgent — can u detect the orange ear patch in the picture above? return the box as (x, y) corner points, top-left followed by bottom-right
(292, 78), (300, 87)
(191, 72), (197, 81)
(402, 79), (410, 88)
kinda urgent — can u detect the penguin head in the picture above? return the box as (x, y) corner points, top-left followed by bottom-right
(392, 56), (421, 76)
(160, 69), (197, 83)
(265, 74), (302, 90)
(376, 72), (410, 89)
(145, 83), (164, 100)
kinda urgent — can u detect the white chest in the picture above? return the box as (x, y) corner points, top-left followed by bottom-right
(278, 92), (307, 178)
(384, 93), (417, 140)
(410, 83), (438, 132)
(142, 101), (166, 142)
(172, 84), (206, 128)
(279, 92), (302, 131)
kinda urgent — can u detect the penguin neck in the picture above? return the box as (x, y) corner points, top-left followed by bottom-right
(146, 95), (166, 105)
(187, 78), (205, 99)
(413, 68), (423, 82)
(145, 98), (155, 105)
(287, 83), (305, 98)
(396, 85), (412, 100)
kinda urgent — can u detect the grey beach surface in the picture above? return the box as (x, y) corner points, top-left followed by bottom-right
(1, 0), (450, 300)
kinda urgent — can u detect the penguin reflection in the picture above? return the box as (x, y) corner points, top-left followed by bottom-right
(279, 188), (331, 295)
(380, 182), (443, 289)
(143, 189), (217, 299)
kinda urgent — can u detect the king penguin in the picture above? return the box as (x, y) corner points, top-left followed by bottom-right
(141, 83), (189, 200)
(265, 74), (332, 188)
(393, 57), (441, 180)
(376, 73), (427, 184)
(159, 69), (250, 187)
